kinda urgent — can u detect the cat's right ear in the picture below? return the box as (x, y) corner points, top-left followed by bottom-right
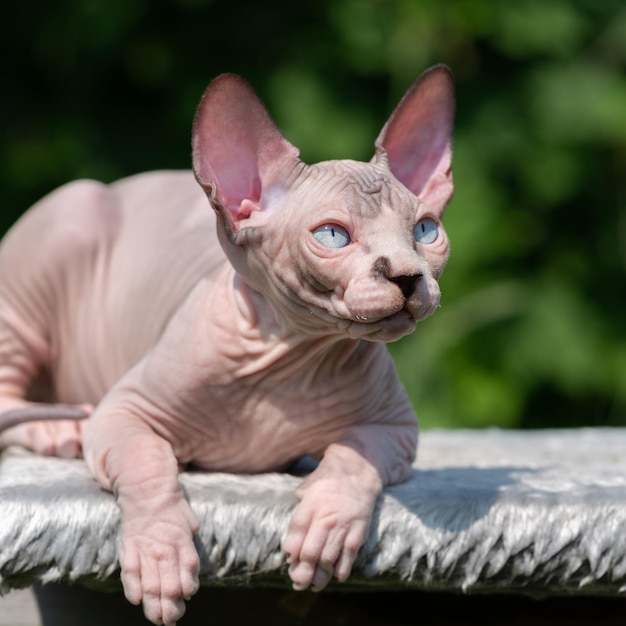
(374, 65), (455, 215)
(192, 74), (300, 239)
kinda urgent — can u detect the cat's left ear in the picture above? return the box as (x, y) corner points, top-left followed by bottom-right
(374, 65), (455, 215)
(192, 73), (301, 238)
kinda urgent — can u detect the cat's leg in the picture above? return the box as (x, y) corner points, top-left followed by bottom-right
(282, 441), (382, 590)
(0, 307), (90, 457)
(282, 423), (416, 591)
(84, 395), (200, 626)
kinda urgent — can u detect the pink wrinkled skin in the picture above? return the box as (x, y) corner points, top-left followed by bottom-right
(0, 66), (454, 625)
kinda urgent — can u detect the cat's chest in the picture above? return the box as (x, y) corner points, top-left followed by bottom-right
(172, 364), (373, 473)
(141, 280), (397, 472)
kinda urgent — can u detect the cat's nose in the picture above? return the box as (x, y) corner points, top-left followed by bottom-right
(389, 273), (422, 299)
(372, 255), (423, 299)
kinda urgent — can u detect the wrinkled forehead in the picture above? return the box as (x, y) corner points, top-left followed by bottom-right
(304, 160), (417, 218)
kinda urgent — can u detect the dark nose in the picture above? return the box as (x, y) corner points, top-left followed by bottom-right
(372, 256), (422, 299)
(389, 273), (422, 299)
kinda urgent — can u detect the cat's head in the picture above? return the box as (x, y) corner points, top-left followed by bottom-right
(192, 68), (454, 342)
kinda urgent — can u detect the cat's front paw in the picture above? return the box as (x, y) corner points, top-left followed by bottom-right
(120, 513), (200, 626)
(281, 470), (378, 591)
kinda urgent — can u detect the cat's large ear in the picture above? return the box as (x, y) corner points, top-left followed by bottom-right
(374, 65), (455, 215)
(192, 74), (300, 236)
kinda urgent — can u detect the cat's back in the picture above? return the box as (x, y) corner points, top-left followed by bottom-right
(0, 170), (225, 403)
(104, 170), (226, 363)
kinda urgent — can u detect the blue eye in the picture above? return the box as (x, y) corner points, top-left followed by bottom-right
(312, 224), (351, 248)
(413, 218), (438, 244)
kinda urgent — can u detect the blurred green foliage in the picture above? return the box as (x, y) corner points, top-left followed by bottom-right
(1, 0), (624, 429)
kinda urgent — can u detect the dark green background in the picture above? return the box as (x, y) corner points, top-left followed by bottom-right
(1, 0), (624, 430)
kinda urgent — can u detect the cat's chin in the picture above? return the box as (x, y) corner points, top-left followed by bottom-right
(342, 309), (418, 342)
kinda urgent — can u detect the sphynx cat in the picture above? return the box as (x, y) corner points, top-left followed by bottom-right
(0, 66), (454, 624)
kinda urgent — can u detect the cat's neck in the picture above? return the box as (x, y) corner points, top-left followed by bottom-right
(226, 268), (375, 374)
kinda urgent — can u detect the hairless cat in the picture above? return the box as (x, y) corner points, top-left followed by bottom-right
(0, 66), (454, 625)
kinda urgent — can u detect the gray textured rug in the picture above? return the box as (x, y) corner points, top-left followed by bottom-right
(1, 428), (625, 597)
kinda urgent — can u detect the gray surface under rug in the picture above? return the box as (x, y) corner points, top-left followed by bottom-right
(0, 428), (625, 597)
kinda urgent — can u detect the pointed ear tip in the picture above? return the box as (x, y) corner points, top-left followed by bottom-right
(422, 64), (455, 90)
(209, 72), (249, 88)
(431, 63), (453, 75)
(192, 72), (258, 136)
(200, 73), (255, 104)
(416, 65), (456, 117)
